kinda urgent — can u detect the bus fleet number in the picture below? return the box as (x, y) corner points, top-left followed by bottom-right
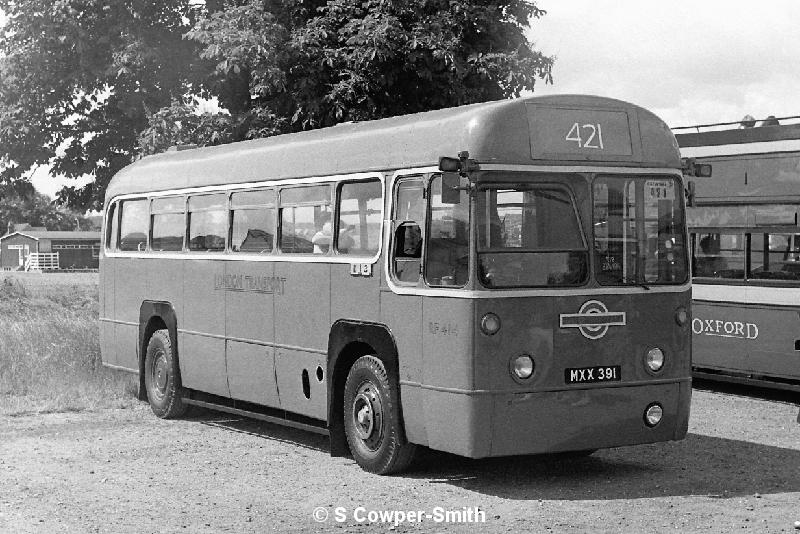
(565, 122), (604, 150)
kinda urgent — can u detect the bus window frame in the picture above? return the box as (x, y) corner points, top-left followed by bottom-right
(105, 201), (119, 251)
(229, 188), (276, 255)
(117, 197), (151, 253)
(425, 172), (471, 289)
(277, 183), (333, 255)
(389, 174), (428, 287)
(334, 178), (383, 257)
(150, 195), (187, 253)
(187, 192), (228, 253)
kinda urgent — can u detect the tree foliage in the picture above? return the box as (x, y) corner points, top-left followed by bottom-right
(1, 0), (554, 210)
(0, 187), (95, 232)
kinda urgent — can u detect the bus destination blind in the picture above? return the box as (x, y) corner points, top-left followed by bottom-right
(528, 106), (633, 159)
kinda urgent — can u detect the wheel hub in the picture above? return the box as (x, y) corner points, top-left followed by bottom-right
(153, 352), (169, 396)
(351, 383), (383, 450)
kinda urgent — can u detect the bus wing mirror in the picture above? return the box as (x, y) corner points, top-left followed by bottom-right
(441, 172), (462, 204)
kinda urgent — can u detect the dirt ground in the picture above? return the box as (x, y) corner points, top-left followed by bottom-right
(1, 382), (798, 534)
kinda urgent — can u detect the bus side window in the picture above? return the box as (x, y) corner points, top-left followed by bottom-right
(188, 193), (227, 252)
(280, 185), (331, 254)
(391, 178), (425, 284)
(151, 196), (186, 252)
(336, 179), (382, 255)
(105, 202), (118, 251)
(118, 199), (149, 252)
(231, 189), (275, 253)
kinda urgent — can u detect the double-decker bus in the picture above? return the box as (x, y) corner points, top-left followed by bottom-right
(676, 117), (800, 392)
(101, 95), (692, 474)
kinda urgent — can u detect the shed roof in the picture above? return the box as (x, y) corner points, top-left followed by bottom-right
(0, 231), (101, 242)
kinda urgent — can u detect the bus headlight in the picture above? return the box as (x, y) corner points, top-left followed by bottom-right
(644, 403), (663, 427)
(645, 347), (664, 372)
(510, 354), (534, 380)
(480, 313), (501, 336)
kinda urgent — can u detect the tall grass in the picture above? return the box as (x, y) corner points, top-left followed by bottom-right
(0, 276), (138, 416)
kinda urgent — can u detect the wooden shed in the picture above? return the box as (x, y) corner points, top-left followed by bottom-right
(0, 230), (101, 271)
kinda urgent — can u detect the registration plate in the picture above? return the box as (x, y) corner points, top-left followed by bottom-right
(565, 365), (621, 384)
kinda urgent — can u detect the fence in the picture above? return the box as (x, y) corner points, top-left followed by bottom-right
(24, 253), (60, 271)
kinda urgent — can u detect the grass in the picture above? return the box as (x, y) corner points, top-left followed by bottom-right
(0, 274), (138, 416)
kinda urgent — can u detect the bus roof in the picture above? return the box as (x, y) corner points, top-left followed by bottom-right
(106, 94), (681, 202)
(676, 123), (800, 158)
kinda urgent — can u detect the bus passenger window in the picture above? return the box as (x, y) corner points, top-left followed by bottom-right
(749, 233), (800, 280)
(118, 199), (149, 251)
(231, 190), (275, 253)
(425, 174), (469, 287)
(188, 194), (226, 252)
(105, 202), (118, 251)
(336, 180), (382, 255)
(151, 196), (185, 252)
(280, 185), (331, 254)
(693, 232), (743, 279)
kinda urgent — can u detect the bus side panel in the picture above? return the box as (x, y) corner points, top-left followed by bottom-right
(693, 300), (800, 379)
(225, 261), (280, 408)
(274, 262), (330, 419)
(380, 292), (427, 446)
(113, 257), (150, 371)
(275, 348), (327, 419)
(330, 262), (380, 323)
(179, 259), (229, 397)
(99, 255), (116, 366)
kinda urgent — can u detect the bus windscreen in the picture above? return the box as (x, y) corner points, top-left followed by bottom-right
(593, 176), (687, 285)
(477, 185), (588, 288)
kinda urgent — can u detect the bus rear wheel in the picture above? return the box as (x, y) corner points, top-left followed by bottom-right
(144, 328), (187, 419)
(343, 355), (417, 474)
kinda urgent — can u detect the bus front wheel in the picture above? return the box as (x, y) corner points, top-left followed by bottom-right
(144, 329), (187, 419)
(343, 355), (417, 474)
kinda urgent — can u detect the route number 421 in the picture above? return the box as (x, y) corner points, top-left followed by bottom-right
(565, 123), (605, 149)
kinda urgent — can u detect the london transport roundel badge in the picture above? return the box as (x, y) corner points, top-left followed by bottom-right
(559, 300), (627, 340)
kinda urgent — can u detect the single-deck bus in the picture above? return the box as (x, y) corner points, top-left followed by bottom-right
(101, 95), (692, 474)
(676, 117), (800, 392)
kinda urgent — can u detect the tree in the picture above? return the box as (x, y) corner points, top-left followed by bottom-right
(0, 187), (94, 233)
(1, 0), (554, 210)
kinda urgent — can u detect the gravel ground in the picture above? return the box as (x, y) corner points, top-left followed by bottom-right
(0, 383), (798, 533)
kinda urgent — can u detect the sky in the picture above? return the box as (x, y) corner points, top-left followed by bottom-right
(4, 2), (800, 196)
(528, 0), (800, 129)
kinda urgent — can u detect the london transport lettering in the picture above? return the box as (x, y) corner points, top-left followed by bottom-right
(214, 273), (287, 295)
(691, 318), (759, 340)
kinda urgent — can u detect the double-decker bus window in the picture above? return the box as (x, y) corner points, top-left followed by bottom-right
(151, 196), (185, 252)
(188, 194), (227, 252)
(692, 232), (744, 279)
(336, 180), (382, 255)
(118, 199), (148, 251)
(231, 189), (275, 253)
(280, 185), (331, 254)
(426, 174), (469, 287)
(477, 184), (586, 288)
(105, 202), (118, 250)
(749, 233), (800, 280)
(593, 176), (687, 285)
(392, 178), (425, 283)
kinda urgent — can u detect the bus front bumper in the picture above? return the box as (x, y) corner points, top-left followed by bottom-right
(406, 380), (691, 458)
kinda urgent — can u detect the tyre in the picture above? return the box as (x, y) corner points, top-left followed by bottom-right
(143, 328), (187, 418)
(343, 355), (417, 474)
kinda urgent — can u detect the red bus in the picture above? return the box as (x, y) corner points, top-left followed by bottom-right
(677, 117), (800, 392)
(101, 95), (692, 474)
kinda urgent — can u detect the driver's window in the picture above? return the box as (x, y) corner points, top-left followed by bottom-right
(391, 178), (425, 284)
(425, 174), (469, 287)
